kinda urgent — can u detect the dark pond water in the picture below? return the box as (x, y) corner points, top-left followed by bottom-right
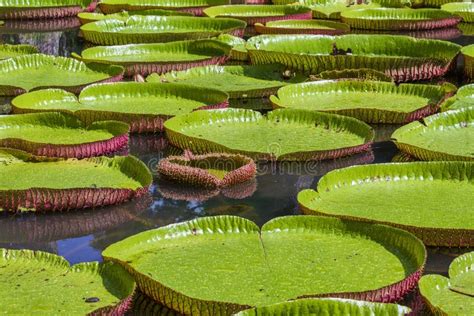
(0, 19), (472, 314)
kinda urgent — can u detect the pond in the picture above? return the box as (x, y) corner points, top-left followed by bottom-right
(0, 18), (472, 314)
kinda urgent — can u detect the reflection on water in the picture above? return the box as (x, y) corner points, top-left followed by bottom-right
(0, 22), (472, 315)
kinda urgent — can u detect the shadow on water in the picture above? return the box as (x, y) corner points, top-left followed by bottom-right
(0, 21), (472, 315)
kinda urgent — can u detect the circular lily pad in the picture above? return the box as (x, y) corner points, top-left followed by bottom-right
(0, 54), (124, 96)
(0, 0), (95, 19)
(103, 215), (426, 314)
(236, 298), (411, 316)
(298, 161), (474, 247)
(270, 80), (449, 124)
(80, 15), (246, 45)
(0, 148), (152, 211)
(462, 44), (474, 80)
(0, 248), (134, 314)
(0, 112), (130, 158)
(164, 108), (374, 161)
(392, 108), (474, 161)
(203, 5), (313, 25)
(74, 39), (231, 77)
(11, 82), (229, 133)
(255, 19), (350, 35)
(98, 0), (229, 16)
(0, 44), (38, 60)
(246, 34), (461, 82)
(341, 8), (460, 30)
(442, 2), (474, 22)
(78, 9), (193, 24)
(419, 251), (474, 315)
(149, 64), (307, 99)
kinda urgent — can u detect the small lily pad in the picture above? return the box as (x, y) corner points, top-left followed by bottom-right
(0, 248), (135, 314)
(103, 215), (425, 314)
(441, 84), (474, 111)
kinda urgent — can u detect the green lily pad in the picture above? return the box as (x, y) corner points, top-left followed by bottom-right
(0, 112), (130, 158)
(0, 248), (135, 314)
(73, 39), (231, 76)
(341, 8), (460, 30)
(270, 80), (448, 123)
(0, 44), (38, 60)
(11, 82), (228, 133)
(419, 251), (474, 315)
(392, 108), (474, 161)
(103, 215), (425, 314)
(442, 2), (474, 22)
(459, 22), (474, 36)
(203, 5), (313, 25)
(0, 0), (94, 19)
(317, 68), (394, 81)
(214, 34), (248, 61)
(164, 108), (374, 161)
(236, 298), (411, 316)
(149, 64), (307, 99)
(81, 15), (246, 45)
(255, 19), (350, 35)
(462, 44), (474, 80)
(441, 84), (474, 111)
(0, 54), (124, 96)
(298, 161), (474, 247)
(98, 0), (229, 15)
(78, 9), (192, 24)
(246, 34), (461, 82)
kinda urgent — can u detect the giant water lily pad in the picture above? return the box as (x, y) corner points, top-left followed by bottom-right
(341, 8), (460, 30)
(149, 64), (307, 98)
(236, 298), (411, 316)
(270, 80), (448, 123)
(462, 44), (474, 80)
(419, 251), (474, 315)
(0, 0), (95, 19)
(78, 9), (192, 24)
(442, 2), (474, 22)
(255, 19), (350, 35)
(442, 84), (474, 111)
(214, 34), (248, 61)
(298, 161), (474, 247)
(247, 34), (460, 82)
(164, 108), (374, 161)
(103, 215), (425, 314)
(11, 82), (228, 133)
(0, 54), (123, 96)
(98, 0), (229, 16)
(0, 248), (135, 313)
(392, 108), (473, 161)
(74, 39), (230, 76)
(0, 44), (38, 60)
(203, 5), (313, 25)
(0, 148), (152, 211)
(0, 112), (130, 158)
(81, 15), (246, 45)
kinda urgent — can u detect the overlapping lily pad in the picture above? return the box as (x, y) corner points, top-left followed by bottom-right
(0, 44), (38, 60)
(78, 9), (192, 24)
(419, 251), (474, 315)
(0, 112), (130, 158)
(74, 39), (231, 76)
(442, 2), (474, 22)
(0, 54), (124, 96)
(103, 215), (426, 314)
(255, 19), (350, 35)
(214, 34), (248, 61)
(81, 15), (246, 45)
(0, 148), (152, 211)
(270, 80), (449, 123)
(341, 8), (460, 30)
(11, 82), (229, 133)
(462, 44), (474, 80)
(149, 64), (307, 98)
(246, 34), (461, 82)
(442, 84), (474, 111)
(236, 298), (411, 316)
(0, 248), (135, 313)
(298, 161), (474, 246)
(392, 108), (473, 161)
(164, 108), (373, 161)
(98, 0), (229, 16)
(203, 5), (313, 25)
(0, 0), (95, 19)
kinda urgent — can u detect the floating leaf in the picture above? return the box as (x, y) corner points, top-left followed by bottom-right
(0, 0), (95, 19)
(462, 44), (474, 80)
(78, 9), (192, 24)
(0, 44), (38, 60)
(255, 19), (350, 35)
(441, 2), (474, 22)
